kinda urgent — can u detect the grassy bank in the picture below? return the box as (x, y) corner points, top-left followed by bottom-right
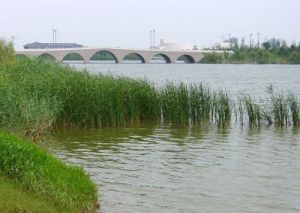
(0, 132), (98, 212)
(0, 175), (67, 212)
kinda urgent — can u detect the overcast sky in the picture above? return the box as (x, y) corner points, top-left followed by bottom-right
(1, 0), (300, 49)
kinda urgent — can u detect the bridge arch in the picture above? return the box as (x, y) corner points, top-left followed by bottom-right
(62, 53), (85, 62)
(38, 53), (57, 61)
(122, 53), (145, 64)
(176, 55), (196, 64)
(150, 53), (171, 64)
(90, 50), (118, 63)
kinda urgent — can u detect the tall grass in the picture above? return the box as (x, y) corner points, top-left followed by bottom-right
(0, 42), (300, 130)
(160, 83), (190, 126)
(0, 58), (161, 133)
(212, 90), (231, 128)
(0, 132), (98, 211)
(0, 40), (15, 65)
(267, 88), (289, 127)
(288, 92), (300, 127)
(189, 84), (212, 124)
(240, 95), (262, 128)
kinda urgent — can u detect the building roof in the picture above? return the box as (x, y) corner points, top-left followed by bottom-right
(24, 42), (83, 49)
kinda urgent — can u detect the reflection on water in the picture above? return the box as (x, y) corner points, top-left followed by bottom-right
(47, 126), (300, 213)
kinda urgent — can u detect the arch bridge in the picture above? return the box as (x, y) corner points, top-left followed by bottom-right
(16, 47), (204, 64)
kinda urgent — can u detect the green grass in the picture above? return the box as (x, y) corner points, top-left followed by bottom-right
(0, 175), (69, 212)
(0, 132), (98, 212)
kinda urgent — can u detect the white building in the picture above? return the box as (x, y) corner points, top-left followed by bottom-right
(159, 39), (193, 51)
(211, 42), (231, 50)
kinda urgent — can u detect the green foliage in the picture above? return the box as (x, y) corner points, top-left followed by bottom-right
(201, 45), (300, 64)
(200, 52), (223, 63)
(267, 89), (289, 127)
(0, 57), (160, 132)
(0, 40), (15, 65)
(288, 93), (300, 127)
(0, 132), (98, 211)
(212, 90), (231, 128)
(239, 95), (262, 128)
(288, 52), (300, 64)
(160, 83), (190, 126)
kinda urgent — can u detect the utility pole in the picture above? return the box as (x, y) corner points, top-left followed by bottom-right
(257, 33), (260, 48)
(55, 29), (57, 44)
(52, 29), (57, 48)
(53, 29), (55, 45)
(150, 30), (152, 49)
(249, 33), (253, 48)
(153, 29), (156, 49)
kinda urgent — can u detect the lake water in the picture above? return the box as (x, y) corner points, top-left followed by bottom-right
(50, 64), (300, 213)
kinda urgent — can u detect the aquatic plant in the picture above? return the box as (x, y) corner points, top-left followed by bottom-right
(267, 89), (289, 127)
(240, 95), (262, 128)
(160, 83), (190, 126)
(288, 92), (300, 127)
(212, 90), (231, 128)
(189, 83), (212, 124)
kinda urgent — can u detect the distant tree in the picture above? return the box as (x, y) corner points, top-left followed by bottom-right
(289, 52), (300, 64)
(200, 52), (223, 64)
(262, 41), (271, 49)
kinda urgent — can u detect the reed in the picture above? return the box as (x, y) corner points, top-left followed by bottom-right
(1, 47), (300, 130)
(268, 90), (289, 127)
(240, 95), (262, 128)
(0, 58), (160, 133)
(212, 90), (231, 128)
(160, 83), (190, 126)
(189, 84), (212, 124)
(288, 92), (300, 127)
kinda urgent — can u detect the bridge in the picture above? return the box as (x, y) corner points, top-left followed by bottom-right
(16, 47), (205, 64)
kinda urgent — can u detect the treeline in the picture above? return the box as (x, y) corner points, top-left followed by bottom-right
(201, 41), (300, 64)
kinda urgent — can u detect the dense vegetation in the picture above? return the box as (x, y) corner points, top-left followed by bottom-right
(0, 60), (299, 131)
(201, 42), (300, 64)
(0, 40), (98, 212)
